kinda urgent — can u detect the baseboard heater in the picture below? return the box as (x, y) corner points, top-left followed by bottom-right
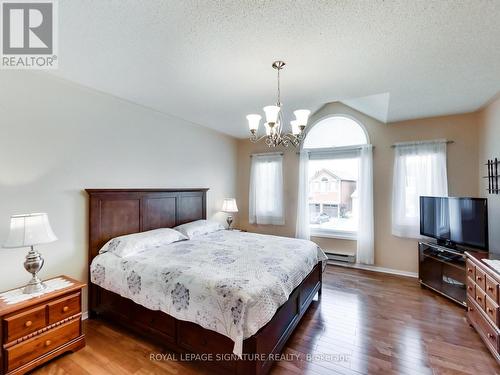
(325, 252), (356, 263)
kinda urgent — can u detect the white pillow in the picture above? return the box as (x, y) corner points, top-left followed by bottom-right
(99, 228), (187, 257)
(173, 219), (224, 239)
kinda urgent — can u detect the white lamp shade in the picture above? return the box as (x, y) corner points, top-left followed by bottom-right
(247, 114), (261, 131)
(293, 109), (311, 125)
(222, 198), (238, 213)
(291, 120), (301, 135)
(3, 213), (57, 248)
(263, 105), (280, 124)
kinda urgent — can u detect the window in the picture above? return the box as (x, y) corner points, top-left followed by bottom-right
(303, 116), (368, 240)
(392, 140), (448, 238)
(331, 180), (339, 192)
(303, 116), (368, 149)
(249, 153), (284, 225)
(312, 181), (320, 192)
(320, 177), (328, 192)
(308, 155), (360, 238)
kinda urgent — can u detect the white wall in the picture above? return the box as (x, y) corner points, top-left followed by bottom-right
(0, 71), (238, 311)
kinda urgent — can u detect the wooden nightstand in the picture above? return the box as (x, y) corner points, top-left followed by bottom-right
(0, 276), (85, 375)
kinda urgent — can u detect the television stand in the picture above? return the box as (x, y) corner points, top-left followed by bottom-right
(418, 242), (466, 307)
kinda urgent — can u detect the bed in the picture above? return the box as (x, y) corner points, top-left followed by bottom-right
(86, 188), (325, 375)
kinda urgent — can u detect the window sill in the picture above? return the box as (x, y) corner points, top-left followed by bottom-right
(310, 228), (357, 241)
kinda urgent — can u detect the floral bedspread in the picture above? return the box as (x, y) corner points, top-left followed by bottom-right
(90, 230), (327, 355)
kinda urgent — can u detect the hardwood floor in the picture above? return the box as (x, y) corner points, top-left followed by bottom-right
(33, 265), (499, 375)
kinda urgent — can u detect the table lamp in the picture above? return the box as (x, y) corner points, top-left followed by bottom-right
(222, 198), (238, 229)
(3, 213), (57, 294)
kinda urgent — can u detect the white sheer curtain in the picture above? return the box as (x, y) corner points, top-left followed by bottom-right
(249, 153), (284, 225)
(392, 140), (448, 238)
(357, 145), (374, 264)
(296, 150), (310, 239)
(295, 145), (375, 266)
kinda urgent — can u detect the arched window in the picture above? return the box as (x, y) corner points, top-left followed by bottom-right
(303, 116), (368, 149)
(302, 116), (370, 240)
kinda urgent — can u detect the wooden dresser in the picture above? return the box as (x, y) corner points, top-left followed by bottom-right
(465, 251), (500, 363)
(0, 276), (85, 375)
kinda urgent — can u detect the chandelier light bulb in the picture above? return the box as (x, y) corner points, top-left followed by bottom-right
(293, 109), (311, 126)
(263, 105), (280, 124)
(264, 122), (272, 136)
(290, 120), (301, 135)
(247, 114), (261, 131)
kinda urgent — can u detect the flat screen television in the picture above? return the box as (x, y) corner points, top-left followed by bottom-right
(420, 196), (488, 251)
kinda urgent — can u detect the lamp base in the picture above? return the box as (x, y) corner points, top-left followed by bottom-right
(23, 276), (46, 294)
(226, 215), (233, 230)
(23, 246), (46, 294)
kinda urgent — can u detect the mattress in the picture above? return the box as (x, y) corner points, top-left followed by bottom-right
(90, 230), (327, 355)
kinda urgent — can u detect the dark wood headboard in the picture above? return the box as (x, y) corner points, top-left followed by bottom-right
(85, 188), (208, 263)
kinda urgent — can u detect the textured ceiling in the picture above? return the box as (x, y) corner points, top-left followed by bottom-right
(51, 0), (500, 137)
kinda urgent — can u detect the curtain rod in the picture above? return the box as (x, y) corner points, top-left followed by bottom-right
(295, 145), (375, 155)
(250, 152), (284, 157)
(391, 140), (454, 148)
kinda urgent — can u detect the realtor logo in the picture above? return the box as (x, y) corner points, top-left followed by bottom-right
(1, 0), (58, 69)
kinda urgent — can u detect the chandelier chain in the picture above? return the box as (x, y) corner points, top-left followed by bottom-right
(277, 68), (281, 106)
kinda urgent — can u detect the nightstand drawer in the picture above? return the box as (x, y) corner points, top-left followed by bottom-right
(6, 319), (80, 372)
(4, 305), (46, 343)
(48, 293), (81, 324)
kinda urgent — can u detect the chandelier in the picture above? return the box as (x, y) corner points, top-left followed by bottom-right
(246, 61), (311, 148)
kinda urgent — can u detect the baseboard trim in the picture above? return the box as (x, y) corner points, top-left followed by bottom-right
(327, 260), (418, 278)
(82, 311), (89, 320)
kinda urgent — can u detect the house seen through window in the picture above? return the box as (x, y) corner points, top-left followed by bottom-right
(303, 116), (368, 239)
